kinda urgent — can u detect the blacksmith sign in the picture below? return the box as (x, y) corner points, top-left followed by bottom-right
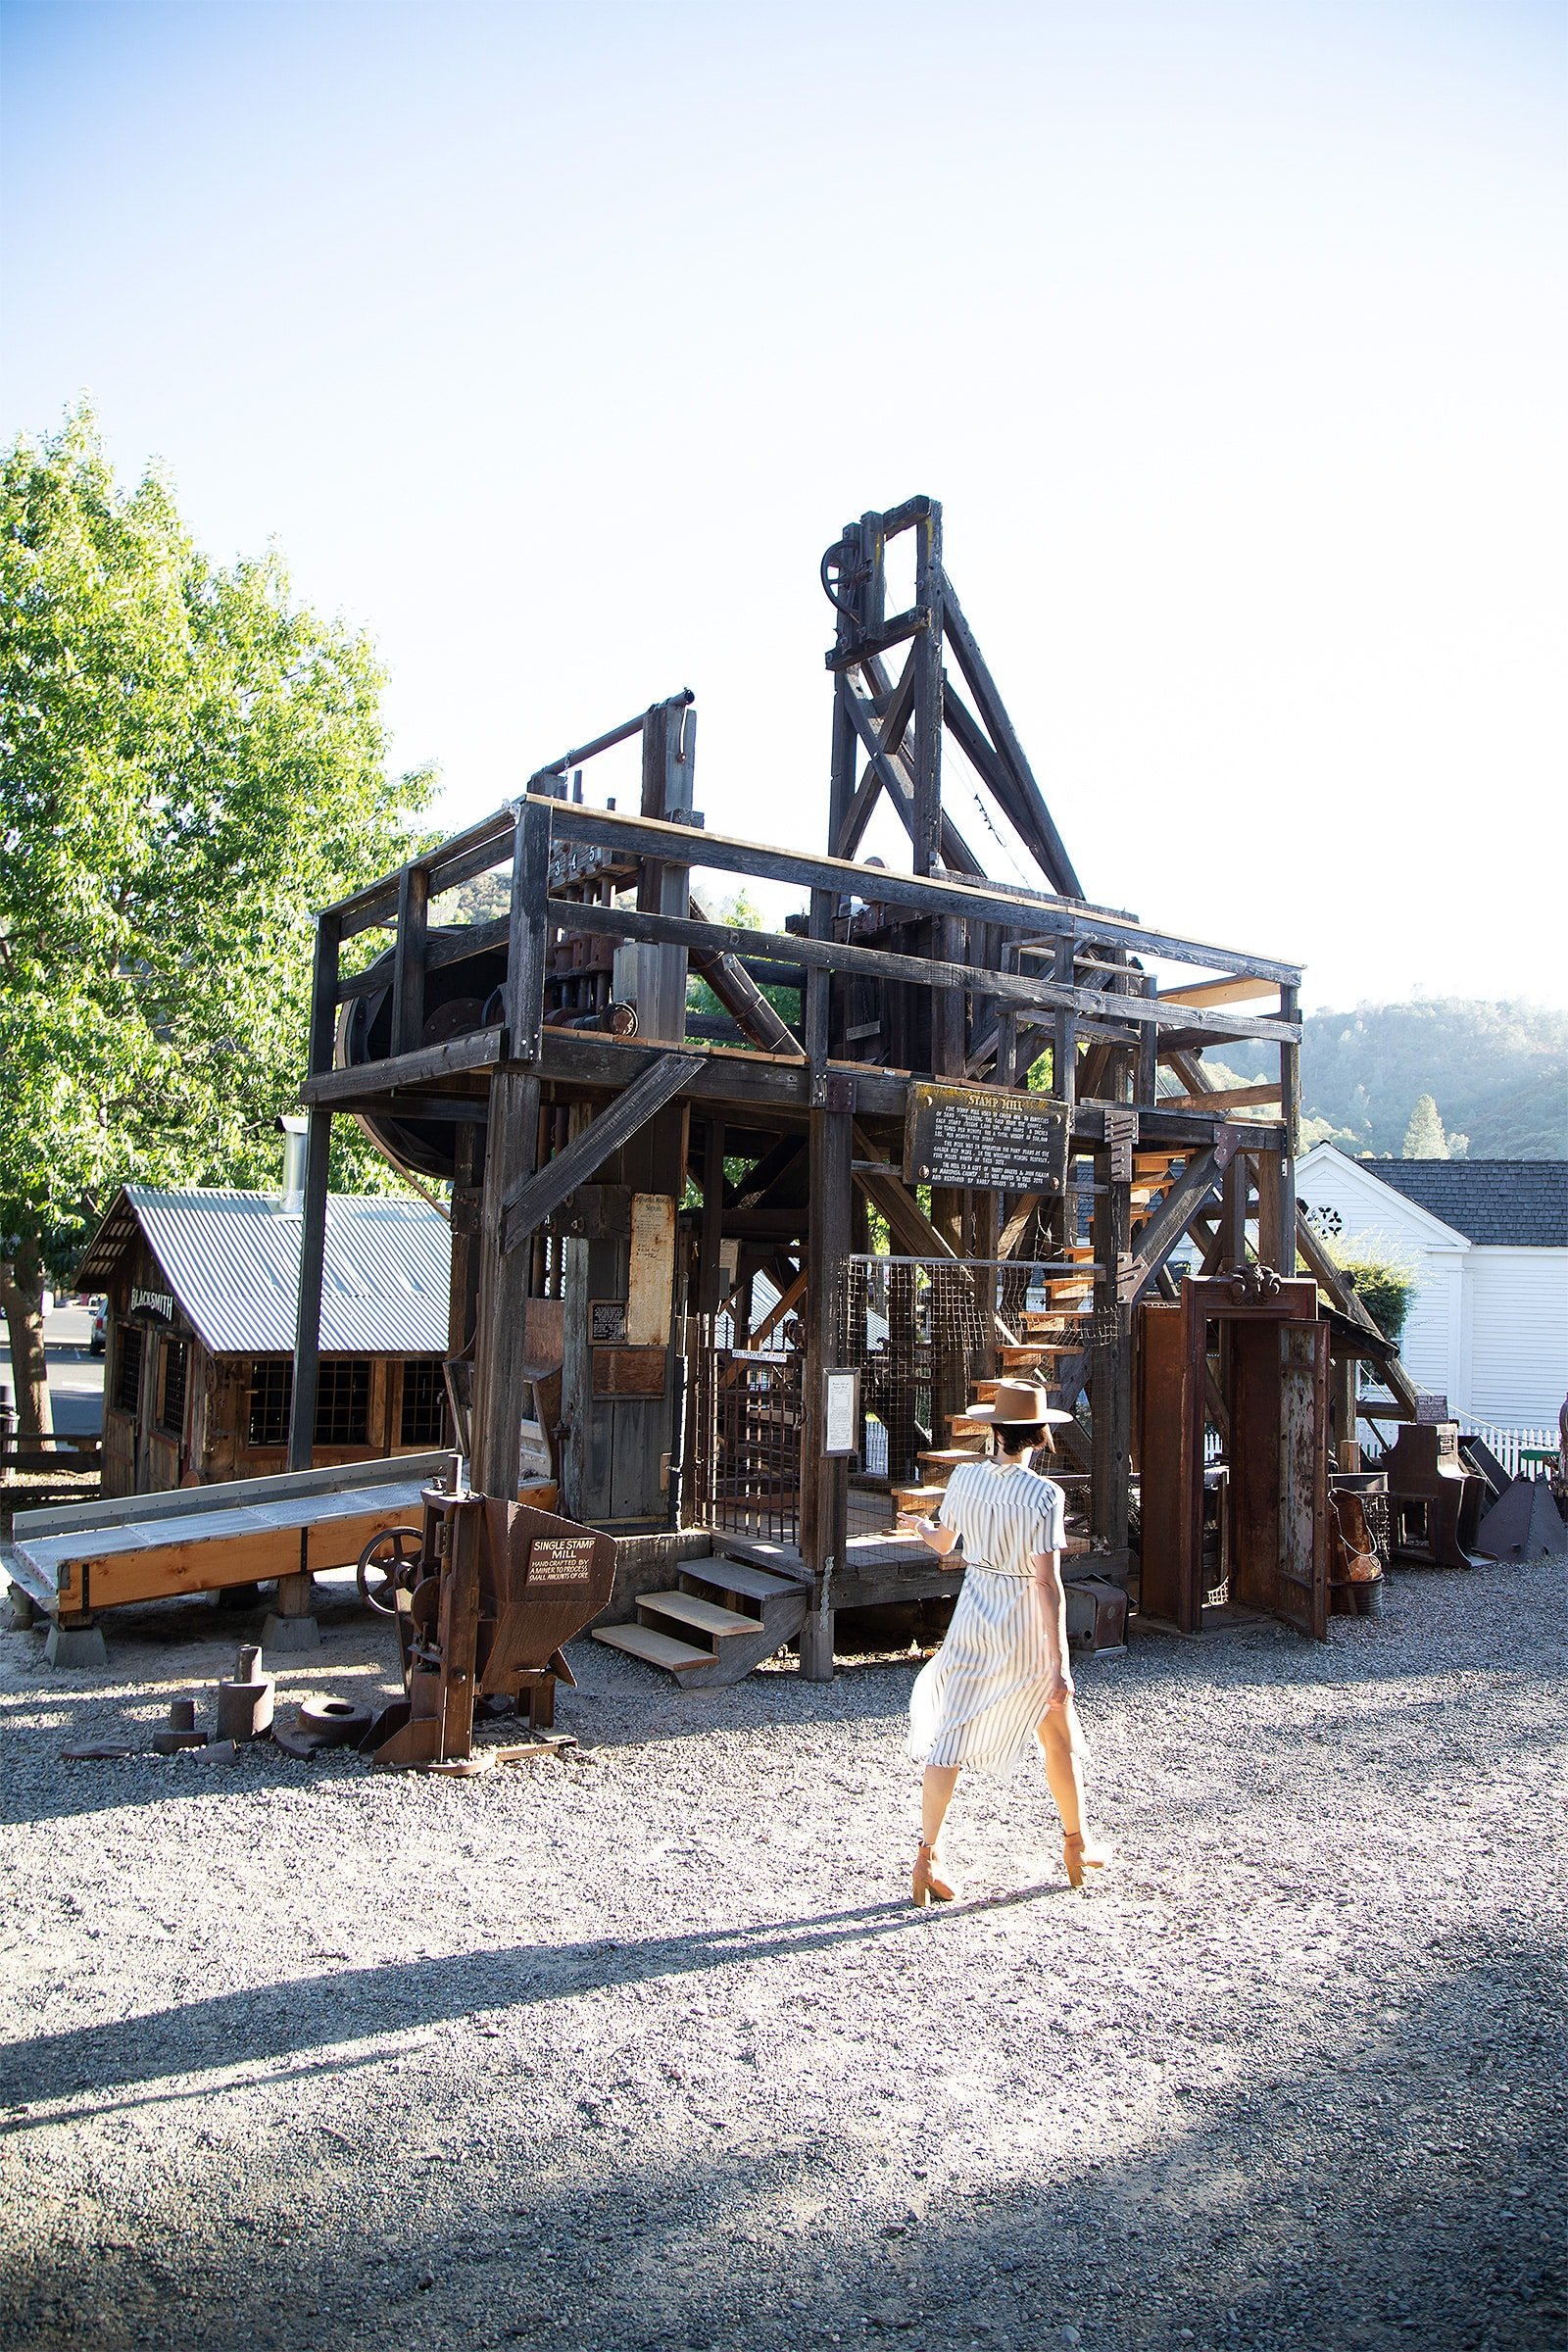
(904, 1083), (1070, 1195)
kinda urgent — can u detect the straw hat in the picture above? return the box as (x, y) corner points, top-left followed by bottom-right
(965, 1379), (1076, 1426)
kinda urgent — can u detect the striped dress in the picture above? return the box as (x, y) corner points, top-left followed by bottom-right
(908, 1457), (1074, 1774)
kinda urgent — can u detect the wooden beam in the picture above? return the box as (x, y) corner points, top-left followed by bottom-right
(391, 867), (428, 1058)
(498, 1053), (701, 1254)
(1162, 1081), (1284, 1114)
(301, 1025), (506, 1106)
(558, 898), (1300, 1043)
(1123, 1149), (1227, 1304)
(824, 607), (928, 671)
(506, 798), (552, 1063)
(1158, 975), (1282, 1010)
(539, 798), (1302, 984)
(471, 1070), (540, 1494)
(939, 569), (1085, 900)
(838, 670), (983, 878)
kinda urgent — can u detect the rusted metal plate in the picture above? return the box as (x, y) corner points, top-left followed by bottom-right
(592, 1346), (667, 1397)
(1277, 1320), (1329, 1641)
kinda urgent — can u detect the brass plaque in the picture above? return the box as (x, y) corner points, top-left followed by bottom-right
(904, 1082), (1070, 1193)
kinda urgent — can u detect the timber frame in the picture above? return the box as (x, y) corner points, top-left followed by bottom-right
(284, 495), (1415, 1668)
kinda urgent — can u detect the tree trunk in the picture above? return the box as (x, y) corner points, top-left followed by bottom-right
(0, 1237), (54, 1439)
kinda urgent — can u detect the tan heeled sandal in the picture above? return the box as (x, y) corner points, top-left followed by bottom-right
(1063, 1832), (1109, 1889)
(911, 1839), (956, 1906)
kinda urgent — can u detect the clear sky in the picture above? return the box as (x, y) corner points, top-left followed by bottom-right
(3, 0), (1563, 1011)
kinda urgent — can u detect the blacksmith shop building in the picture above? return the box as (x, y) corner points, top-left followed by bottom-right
(77, 1182), (450, 1498)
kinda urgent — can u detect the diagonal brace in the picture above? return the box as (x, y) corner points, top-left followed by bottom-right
(500, 1053), (701, 1254)
(1123, 1148), (1227, 1303)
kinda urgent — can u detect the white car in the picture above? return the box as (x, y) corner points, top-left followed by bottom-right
(89, 1300), (107, 1355)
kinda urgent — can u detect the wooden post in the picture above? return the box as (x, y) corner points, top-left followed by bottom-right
(272, 911), (340, 1647)
(639, 699), (696, 1044)
(800, 1079), (854, 1679)
(470, 802), (551, 1498)
(1279, 982), (1299, 1264)
(698, 1118), (725, 1320)
(391, 864), (429, 1058)
(803, 885), (833, 1097)
(910, 502), (945, 877)
(1051, 936), (1078, 1258)
(448, 1123), (480, 1357)
(1091, 1147), (1132, 1561)
(470, 1070), (540, 1498)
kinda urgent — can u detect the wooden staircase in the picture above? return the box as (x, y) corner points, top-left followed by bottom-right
(591, 1544), (809, 1687)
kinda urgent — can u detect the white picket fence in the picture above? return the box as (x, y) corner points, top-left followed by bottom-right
(1462, 1421), (1561, 1478)
(1201, 1418), (1560, 1475)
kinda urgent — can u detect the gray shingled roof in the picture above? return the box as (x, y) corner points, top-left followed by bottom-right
(1360, 1160), (1568, 1249)
(79, 1187), (449, 1355)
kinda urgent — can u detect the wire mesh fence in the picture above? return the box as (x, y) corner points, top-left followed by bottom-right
(836, 1253), (1092, 1527)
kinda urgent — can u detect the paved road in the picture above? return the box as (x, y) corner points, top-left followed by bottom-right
(0, 1302), (104, 1438)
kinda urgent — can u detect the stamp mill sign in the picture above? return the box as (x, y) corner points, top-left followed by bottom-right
(904, 1082), (1071, 1194)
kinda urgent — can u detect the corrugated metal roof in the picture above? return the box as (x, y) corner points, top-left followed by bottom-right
(84, 1187), (450, 1356)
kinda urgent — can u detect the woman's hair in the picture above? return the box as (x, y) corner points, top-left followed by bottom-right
(995, 1421), (1054, 1457)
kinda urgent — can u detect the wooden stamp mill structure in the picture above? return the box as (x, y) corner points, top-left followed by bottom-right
(277, 497), (1417, 1679)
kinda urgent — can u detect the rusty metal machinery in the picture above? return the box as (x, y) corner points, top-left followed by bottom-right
(1381, 1423), (1487, 1569)
(360, 1487), (616, 1768)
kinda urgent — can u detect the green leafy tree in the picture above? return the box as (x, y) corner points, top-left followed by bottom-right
(1401, 1092), (1449, 1159)
(0, 407), (431, 1434)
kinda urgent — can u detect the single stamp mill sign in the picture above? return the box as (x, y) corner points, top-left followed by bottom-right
(904, 1082), (1071, 1194)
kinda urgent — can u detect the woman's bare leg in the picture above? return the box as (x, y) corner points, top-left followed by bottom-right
(921, 1764), (960, 1849)
(1036, 1699), (1086, 1840)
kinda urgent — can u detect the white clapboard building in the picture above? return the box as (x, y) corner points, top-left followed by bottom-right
(1295, 1146), (1568, 1432)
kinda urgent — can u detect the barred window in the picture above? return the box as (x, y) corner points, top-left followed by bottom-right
(114, 1326), (143, 1415)
(314, 1358), (370, 1446)
(159, 1341), (189, 1436)
(399, 1358), (445, 1447)
(247, 1360), (292, 1448)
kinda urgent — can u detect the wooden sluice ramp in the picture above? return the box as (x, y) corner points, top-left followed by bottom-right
(3, 1451), (460, 1621)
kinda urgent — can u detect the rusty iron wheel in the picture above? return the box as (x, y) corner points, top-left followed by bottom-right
(356, 1525), (423, 1617)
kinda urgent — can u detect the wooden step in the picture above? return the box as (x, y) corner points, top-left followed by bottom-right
(592, 1622), (713, 1673)
(892, 1485), (948, 1513)
(709, 1538), (811, 1584)
(919, 1446), (984, 1469)
(639, 1590), (758, 1641)
(693, 1555), (806, 1602)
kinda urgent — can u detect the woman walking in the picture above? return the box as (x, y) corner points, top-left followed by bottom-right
(901, 1380), (1107, 1904)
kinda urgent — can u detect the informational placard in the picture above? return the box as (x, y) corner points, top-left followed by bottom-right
(525, 1534), (600, 1585)
(822, 1368), (861, 1458)
(589, 1299), (628, 1344)
(626, 1193), (676, 1347)
(904, 1082), (1070, 1193)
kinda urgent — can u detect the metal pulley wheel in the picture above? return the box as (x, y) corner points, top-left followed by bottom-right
(356, 1525), (424, 1616)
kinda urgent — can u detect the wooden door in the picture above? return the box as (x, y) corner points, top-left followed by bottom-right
(1136, 1302), (1196, 1630)
(1277, 1320), (1329, 1641)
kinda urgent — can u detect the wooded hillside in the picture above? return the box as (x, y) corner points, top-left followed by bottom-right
(1217, 999), (1567, 1159)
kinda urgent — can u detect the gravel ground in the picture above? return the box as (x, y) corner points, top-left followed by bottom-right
(1, 1558), (1564, 2352)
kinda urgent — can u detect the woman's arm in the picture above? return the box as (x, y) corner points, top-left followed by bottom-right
(1030, 1546), (1073, 1703)
(900, 1510), (960, 1556)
